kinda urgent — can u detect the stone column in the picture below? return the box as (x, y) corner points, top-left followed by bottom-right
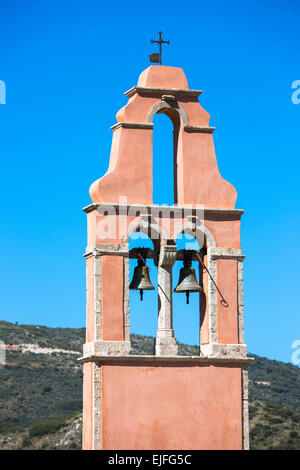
(155, 244), (178, 356)
(201, 247), (247, 357)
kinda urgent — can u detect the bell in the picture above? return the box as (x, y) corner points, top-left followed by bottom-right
(129, 253), (155, 301)
(174, 251), (203, 304)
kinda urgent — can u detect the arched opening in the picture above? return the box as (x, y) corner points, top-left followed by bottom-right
(173, 234), (201, 354)
(129, 232), (157, 352)
(152, 109), (180, 206)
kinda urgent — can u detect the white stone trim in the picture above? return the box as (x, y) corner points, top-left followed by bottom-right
(146, 100), (189, 126)
(207, 251), (218, 343)
(92, 363), (101, 450)
(123, 255), (130, 342)
(85, 261), (88, 342)
(159, 244), (177, 267)
(210, 247), (245, 260)
(85, 243), (129, 258)
(94, 254), (101, 341)
(208, 247), (245, 345)
(79, 354), (253, 364)
(242, 366), (250, 450)
(83, 340), (131, 357)
(238, 260), (245, 344)
(200, 343), (247, 358)
(127, 215), (168, 243)
(156, 245), (178, 356)
(172, 220), (216, 248)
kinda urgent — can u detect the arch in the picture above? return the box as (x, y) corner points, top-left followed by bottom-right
(128, 231), (158, 344)
(148, 101), (186, 205)
(152, 113), (175, 205)
(127, 216), (168, 254)
(172, 221), (216, 249)
(146, 100), (189, 127)
(173, 232), (201, 352)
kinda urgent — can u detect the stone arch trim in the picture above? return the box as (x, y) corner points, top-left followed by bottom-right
(172, 221), (216, 248)
(126, 216), (168, 246)
(172, 220), (217, 349)
(146, 101), (189, 126)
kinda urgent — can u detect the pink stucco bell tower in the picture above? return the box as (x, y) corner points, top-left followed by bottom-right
(80, 65), (250, 450)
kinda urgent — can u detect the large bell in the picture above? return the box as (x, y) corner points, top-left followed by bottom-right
(174, 251), (203, 304)
(129, 252), (155, 301)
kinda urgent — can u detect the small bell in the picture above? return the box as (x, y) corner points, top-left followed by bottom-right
(129, 249), (155, 301)
(174, 250), (203, 304)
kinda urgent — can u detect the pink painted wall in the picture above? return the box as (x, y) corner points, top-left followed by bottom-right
(90, 127), (153, 205)
(217, 259), (239, 344)
(83, 66), (245, 451)
(101, 256), (124, 341)
(89, 66), (237, 209)
(101, 363), (243, 450)
(138, 66), (189, 89)
(86, 256), (94, 342)
(88, 211), (241, 249)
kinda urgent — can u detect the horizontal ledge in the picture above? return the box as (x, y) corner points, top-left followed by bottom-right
(110, 124), (215, 134)
(79, 354), (253, 364)
(208, 247), (245, 260)
(211, 254), (245, 261)
(83, 203), (245, 217)
(184, 125), (216, 134)
(124, 86), (203, 99)
(111, 122), (153, 131)
(84, 248), (245, 262)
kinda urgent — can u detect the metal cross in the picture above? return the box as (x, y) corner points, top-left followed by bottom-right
(150, 31), (170, 65)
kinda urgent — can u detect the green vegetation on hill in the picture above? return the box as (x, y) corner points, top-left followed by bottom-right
(249, 399), (300, 449)
(248, 354), (300, 413)
(0, 320), (85, 351)
(0, 350), (82, 431)
(0, 321), (299, 450)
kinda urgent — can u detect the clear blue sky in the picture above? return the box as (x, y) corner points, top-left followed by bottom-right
(0, 0), (299, 363)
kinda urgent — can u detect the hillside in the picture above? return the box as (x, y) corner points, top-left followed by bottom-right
(0, 320), (299, 450)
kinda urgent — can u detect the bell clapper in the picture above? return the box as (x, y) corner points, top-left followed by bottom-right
(186, 291), (190, 304)
(140, 290), (143, 301)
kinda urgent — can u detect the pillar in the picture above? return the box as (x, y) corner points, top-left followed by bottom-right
(155, 244), (178, 356)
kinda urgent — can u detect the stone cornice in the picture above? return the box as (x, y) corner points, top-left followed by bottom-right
(110, 122), (216, 134)
(184, 125), (216, 134)
(83, 202), (245, 218)
(79, 354), (253, 365)
(124, 86), (203, 99)
(111, 122), (153, 131)
(208, 247), (245, 261)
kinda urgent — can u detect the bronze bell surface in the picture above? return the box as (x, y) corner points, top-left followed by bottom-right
(129, 249), (155, 301)
(174, 250), (203, 304)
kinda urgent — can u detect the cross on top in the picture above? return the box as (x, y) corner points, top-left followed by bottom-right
(150, 32), (170, 65)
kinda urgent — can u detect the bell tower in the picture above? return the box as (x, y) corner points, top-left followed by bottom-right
(80, 65), (250, 450)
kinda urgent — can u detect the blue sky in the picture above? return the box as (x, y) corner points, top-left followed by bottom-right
(0, 0), (299, 363)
